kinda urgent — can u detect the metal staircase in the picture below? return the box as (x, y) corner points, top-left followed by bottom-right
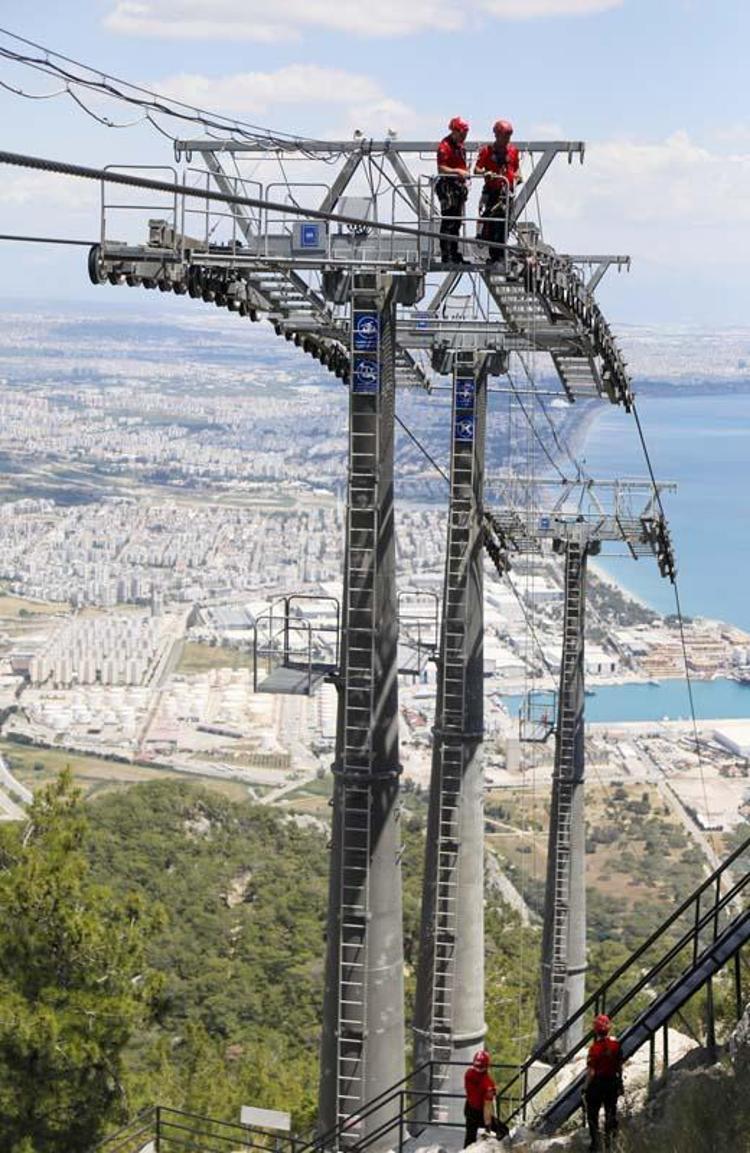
(498, 832), (750, 1136)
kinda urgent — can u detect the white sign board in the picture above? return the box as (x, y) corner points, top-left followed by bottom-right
(241, 1106), (292, 1132)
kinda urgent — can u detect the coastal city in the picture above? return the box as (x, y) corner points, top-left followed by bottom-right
(0, 306), (749, 848)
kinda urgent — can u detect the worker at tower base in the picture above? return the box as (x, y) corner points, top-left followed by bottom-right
(463, 1050), (509, 1146)
(436, 116), (471, 266)
(583, 1014), (624, 1152)
(475, 120), (521, 266)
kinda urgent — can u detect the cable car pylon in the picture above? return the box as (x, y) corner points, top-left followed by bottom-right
(485, 477), (676, 1055)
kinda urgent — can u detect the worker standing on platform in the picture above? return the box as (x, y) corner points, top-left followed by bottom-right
(436, 117), (471, 266)
(583, 1014), (623, 1152)
(475, 120), (521, 266)
(463, 1050), (508, 1146)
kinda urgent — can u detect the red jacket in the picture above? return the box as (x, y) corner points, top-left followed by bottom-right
(437, 135), (468, 175)
(465, 1067), (496, 1110)
(476, 142), (520, 191)
(587, 1037), (622, 1079)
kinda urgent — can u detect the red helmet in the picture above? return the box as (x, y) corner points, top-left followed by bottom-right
(593, 1014), (612, 1036)
(472, 1049), (491, 1069)
(493, 119), (514, 137)
(449, 116), (470, 135)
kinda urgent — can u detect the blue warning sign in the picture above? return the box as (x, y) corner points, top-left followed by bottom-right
(353, 312), (379, 351)
(455, 414), (475, 442)
(300, 223), (320, 248)
(455, 378), (475, 410)
(352, 355), (379, 394)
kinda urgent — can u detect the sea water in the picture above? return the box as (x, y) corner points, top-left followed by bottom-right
(580, 392), (750, 630)
(502, 677), (750, 724)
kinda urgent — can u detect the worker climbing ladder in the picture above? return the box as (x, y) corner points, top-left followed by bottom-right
(318, 273), (405, 1149)
(414, 351), (489, 1122)
(539, 536), (590, 1052)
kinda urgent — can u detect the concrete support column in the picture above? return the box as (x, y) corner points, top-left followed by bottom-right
(318, 275), (405, 1148)
(539, 537), (589, 1055)
(413, 351), (488, 1122)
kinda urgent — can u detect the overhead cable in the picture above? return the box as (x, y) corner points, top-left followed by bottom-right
(0, 147), (450, 246)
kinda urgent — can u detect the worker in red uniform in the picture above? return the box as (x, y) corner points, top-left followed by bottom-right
(474, 120), (521, 266)
(463, 1050), (508, 1146)
(583, 1014), (624, 1152)
(436, 116), (471, 266)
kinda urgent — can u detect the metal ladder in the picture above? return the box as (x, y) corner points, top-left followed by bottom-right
(337, 780), (372, 1133)
(334, 274), (382, 1134)
(428, 374), (477, 1114)
(548, 541), (584, 1035)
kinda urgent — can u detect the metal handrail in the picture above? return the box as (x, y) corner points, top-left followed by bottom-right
(496, 833), (750, 1119)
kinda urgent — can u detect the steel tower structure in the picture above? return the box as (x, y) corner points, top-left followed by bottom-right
(486, 478), (676, 1054)
(78, 133), (646, 1140)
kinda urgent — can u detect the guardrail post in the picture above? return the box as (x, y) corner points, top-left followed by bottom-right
(398, 1090), (405, 1153)
(735, 950), (743, 1020)
(706, 976), (717, 1059)
(155, 1104), (161, 1153)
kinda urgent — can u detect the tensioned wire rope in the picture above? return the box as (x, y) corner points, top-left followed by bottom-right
(0, 147), (485, 249)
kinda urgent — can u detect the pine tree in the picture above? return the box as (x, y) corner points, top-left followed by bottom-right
(0, 771), (161, 1152)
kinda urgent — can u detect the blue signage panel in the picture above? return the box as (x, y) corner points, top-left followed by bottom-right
(455, 377), (475, 410)
(454, 414), (475, 442)
(353, 311), (379, 352)
(352, 355), (380, 394)
(413, 310), (430, 331)
(300, 223), (320, 248)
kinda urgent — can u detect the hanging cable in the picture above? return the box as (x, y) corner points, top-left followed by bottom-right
(0, 27), (341, 154)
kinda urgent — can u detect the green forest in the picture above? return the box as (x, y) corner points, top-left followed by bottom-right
(0, 773), (744, 1152)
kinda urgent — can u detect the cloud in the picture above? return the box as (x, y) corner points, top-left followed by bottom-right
(105, 0), (463, 40)
(537, 131), (750, 266)
(481, 0), (621, 16)
(153, 66), (384, 114)
(0, 171), (96, 213)
(104, 0), (623, 40)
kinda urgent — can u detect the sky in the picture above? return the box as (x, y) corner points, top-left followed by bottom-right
(0, 0), (748, 324)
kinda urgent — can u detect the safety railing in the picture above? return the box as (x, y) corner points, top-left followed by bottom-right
(297, 1059), (518, 1153)
(92, 1062), (520, 1153)
(93, 1104), (305, 1153)
(252, 594), (340, 692)
(495, 832), (750, 1125)
(182, 166), (264, 253)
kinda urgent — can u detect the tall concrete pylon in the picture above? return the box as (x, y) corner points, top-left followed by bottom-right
(318, 273), (405, 1147)
(413, 349), (489, 1122)
(538, 534), (592, 1053)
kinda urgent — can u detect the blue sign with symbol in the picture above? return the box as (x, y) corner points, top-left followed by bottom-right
(352, 355), (380, 394)
(353, 312), (379, 352)
(455, 378), (475, 410)
(413, 310), (430, 331)
(455, 414), (475, 442)
(539, 516), (551, 531)
(300, 223), (320, 248)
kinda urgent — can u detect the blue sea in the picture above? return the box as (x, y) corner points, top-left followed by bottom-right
(503, 678), (750, 724)
(580, 392), (750, 631)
